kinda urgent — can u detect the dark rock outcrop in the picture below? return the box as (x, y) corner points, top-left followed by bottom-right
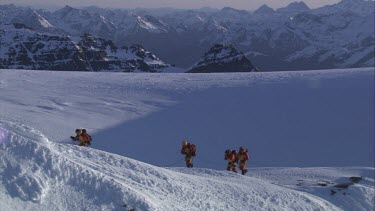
(188, 44), (258, 73)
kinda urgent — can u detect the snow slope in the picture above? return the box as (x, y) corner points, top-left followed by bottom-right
(0, 122), (345, 210)
(0, 68), (374, 210)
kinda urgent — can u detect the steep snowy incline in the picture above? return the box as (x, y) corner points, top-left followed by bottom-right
(0, 120), (345, 211)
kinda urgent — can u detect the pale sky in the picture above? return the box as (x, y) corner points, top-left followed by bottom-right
(0, 0), (342, 11)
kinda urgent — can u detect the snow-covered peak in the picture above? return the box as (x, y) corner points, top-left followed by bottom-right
(1, 3), (373, 71)
(277, 1), (310, 14)
(188, 44), (258, 72)
(49, 5), (118, 38)
(75, 34), (177, 72)
(0, 25), (178, 72)
(254, 4), (276, 15)
(0, 23), (87, 71)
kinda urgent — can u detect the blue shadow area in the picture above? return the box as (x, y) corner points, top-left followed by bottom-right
(92, 74), (374, 170)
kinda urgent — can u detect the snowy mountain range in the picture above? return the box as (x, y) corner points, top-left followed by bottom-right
(0, 23), (180, 72)
(0, 0), (374, 71)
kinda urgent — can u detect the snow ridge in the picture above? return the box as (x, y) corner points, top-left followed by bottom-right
(0, 120), (344, 211)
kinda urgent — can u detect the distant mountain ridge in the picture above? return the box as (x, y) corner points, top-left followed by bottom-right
(188, 44), (258, 73)
(254, 5), (276, 15)
(0, 0), (374, 71)
(0, 23), (179, 72)
(276, 1), (310, 14)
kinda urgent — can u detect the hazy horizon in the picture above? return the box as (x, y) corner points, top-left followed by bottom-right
(0, 0), (342, 11)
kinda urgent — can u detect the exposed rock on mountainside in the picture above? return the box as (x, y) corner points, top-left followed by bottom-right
(78, 33), (172, 72)
(188, 44), (258, 73)
(0, 24), (88, 71)
(0, 24), (177, 72)
(0, 0), (374, 71)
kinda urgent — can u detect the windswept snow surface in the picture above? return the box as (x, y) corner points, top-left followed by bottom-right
(0, 68), (374, 210)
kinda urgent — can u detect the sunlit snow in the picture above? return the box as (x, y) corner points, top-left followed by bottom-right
(0, 68), (374, 211)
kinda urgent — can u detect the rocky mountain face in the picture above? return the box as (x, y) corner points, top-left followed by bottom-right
(0, 24), (177, 72)
(0, 23), (87, 71)
(0, 0), (374, 71)
(188, 44), (258, 73)
(77, 33), (173, 72)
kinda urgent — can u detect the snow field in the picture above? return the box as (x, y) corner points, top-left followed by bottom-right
(0, 67), (374, 210)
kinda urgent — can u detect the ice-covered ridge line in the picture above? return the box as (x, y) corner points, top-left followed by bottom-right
(0, 119), (341, 211)
(0, 120), (156, 209)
